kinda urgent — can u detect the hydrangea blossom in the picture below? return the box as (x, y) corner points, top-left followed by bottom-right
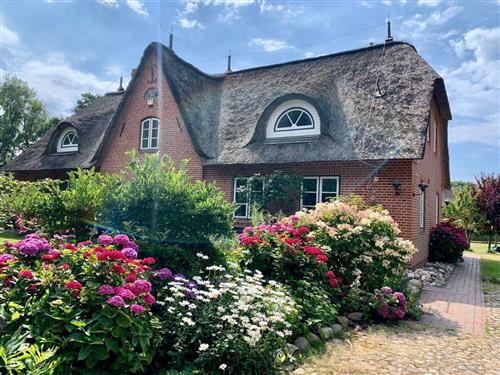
(129, 304), (145, 314)
(121, 247), (138, 259)
(156, 267), (173, 280)
(15, 234), (52, 256)
(113, 234), (130, 246)
(130, 279), (152, 295)
(106, 295), (125, 308)
(97, 234), (113, 246)
(98, 284), (115, 295)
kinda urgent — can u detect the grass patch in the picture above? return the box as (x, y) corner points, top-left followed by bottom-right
(470, 241), (500, 284)
(0, 231), (22, 245)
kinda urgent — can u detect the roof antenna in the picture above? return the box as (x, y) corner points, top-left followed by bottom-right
(226, 49), (232, 73)
(117, 74), (124, 92)
(385, 12), (393, 43)
(169, 26), (174, 51)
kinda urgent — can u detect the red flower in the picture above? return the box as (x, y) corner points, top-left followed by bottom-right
(142, 257), (155, 265)
(60, 263), (70, 270)
(64, 243), (77, 251)
(316, 254), (329, 263)
(4, 277), (14, 286)
(112, 264), (126, 274)
(325, 271), (335, 279)
(19, 270), (34, 279)
(65, 280), (83, 290)
(298, 226), (309, 234)
(328, 278), (338, 287)
(126, 273), (137, 282)
(83, 251), (91, 258)
(96, 253), (107, 261)
(27, 284), (38, 292)
(303, 246), (322, 256)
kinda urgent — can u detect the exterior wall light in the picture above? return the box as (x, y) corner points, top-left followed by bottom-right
(413, 182), (429, 197)
(392, 180), (402, 195)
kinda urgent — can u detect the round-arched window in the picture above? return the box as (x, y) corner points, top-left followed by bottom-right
(57, 127), (78, 152)
(266, 99), (320, 139)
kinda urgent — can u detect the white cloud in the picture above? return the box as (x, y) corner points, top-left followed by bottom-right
(304, 51), (315, 58)
(96, 0), (118, 8)
(401, 6), (463, 38)
(418, 0), (440, 6)
(126, 0), (148, 16)
(179, 18), (202, 29)
(249, 38), (292, 52)
(442, 27), (500, 147)
(0, 22), (20, 46)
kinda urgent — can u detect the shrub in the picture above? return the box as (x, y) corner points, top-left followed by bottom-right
(370, 286), (407, 320)
(0, 233), (160, 373)
(295, 200), (416, 292)
(429, 219), (469, 263)
(102, 152), (233, 243)
(154, 267), (297, 374)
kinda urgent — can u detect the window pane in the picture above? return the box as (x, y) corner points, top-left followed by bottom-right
(234, 204), (247, 218)
(142, 127), (149, 139)
(152, 119), (159, 129)
(235, 191), (247, 204)
(150, 138), (158, 149)
(141, 139), (149, 149)
(235, 178), (247, 189)
(151, 128), (158, 138)
(250, 178), (264, 192)
(322, 178), (337, 192)
(296, 112), (313, 127)
(303, 178), (317, 192)
(287, 110), (302, 124)
(321, 193), (336, 203)
(303, 192), (317, 207)
(276, 116), (292, 129)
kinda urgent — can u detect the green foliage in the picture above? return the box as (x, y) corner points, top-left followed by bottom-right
(0, 76), (54, 165)
(72, 92), (101, 114)
(0, 327), (60, 375)
(102, 152), (232, 243)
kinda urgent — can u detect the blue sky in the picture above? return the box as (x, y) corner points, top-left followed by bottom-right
(1, 0), (499, 182)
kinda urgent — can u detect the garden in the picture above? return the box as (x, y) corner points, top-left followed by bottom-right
(0, 154), (496, 375)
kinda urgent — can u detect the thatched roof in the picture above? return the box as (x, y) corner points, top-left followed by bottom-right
(3, 92), (124, 172)
(4, 40), (451, 186)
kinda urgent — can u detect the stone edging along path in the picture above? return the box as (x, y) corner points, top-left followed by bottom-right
(421, 253), (486, 336)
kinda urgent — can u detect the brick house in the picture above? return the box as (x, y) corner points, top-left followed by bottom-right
(4, 40), (452, 267)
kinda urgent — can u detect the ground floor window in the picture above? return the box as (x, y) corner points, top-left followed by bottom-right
(233, 177), (265, 219)
(300, 176), (339, 209)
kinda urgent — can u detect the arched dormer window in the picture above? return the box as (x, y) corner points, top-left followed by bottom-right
(140, 118), (159, 150)
(57, 127), (78, 152)
(266, 99), (320, 139)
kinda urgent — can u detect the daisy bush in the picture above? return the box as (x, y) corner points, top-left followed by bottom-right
(0, 233), (160, 373)
(154, 265), (298, 374)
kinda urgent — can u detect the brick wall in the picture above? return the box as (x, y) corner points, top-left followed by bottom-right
(98, 51), (203, 179)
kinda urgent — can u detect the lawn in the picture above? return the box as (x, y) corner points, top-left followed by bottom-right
(470, 241), (500, 284)
(0, 231), (22, 244)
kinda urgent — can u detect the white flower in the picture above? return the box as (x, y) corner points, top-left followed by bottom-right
(198, 343), (209, 351)
(219, 363), (228, 370)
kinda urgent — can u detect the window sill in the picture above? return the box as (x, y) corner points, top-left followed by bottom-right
(139, 149), (159, 153)
(263, 135), (320, 144)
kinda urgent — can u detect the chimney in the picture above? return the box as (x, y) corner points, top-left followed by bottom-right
(385, 15), (393, 43)
(226, 50), (232, 73)
(117, 75), (124, 92)
(169, 26), (174, 51)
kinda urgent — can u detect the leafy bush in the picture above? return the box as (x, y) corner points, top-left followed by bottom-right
(102, 152), (233, 243)
(370, 286), (407, 320)
(295, 200), (416, 292)
(429, 219), (469, 263)
(0, 233), (160, 373)
(154, 266), (297, 374)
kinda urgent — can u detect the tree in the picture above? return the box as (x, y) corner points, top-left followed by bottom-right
(0, 76), (52, 166)
(476, 174), (500, 250)
(73, 92), (101, 113)
(443, 184), (484, 244)
(451, 180), (476, 193)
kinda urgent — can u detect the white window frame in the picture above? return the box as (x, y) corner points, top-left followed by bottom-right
(140, 118), (159, 150)
(57, 127), (78, 153)
(266, 99), (321, 139)
(232, 177), (265, 219)
(419, 192), (425, 229)
(300, 176), (339, 209)
(435, 192), (440, 224)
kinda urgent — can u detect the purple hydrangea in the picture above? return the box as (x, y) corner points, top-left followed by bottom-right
(394, 308), (406, 319)
(156, 267), (173, 280)
(130, 279), (152, 295)
(377, 303), (390, 319)
(124, 240), (138, 251)
(98, 284), (115, 295)
(15, 234), (52, 256)
(117, 288), (136, 300)
(0, 254), (15, 263)
(381, 286), (393, 294)
(113, 234), (130, 246)
(173, 273), (186, 281)
(393, 292), (406, 305)
(97, 234), (113, 246)
(121, 247), (138, 259)
(106, 295), (125, 308)
(129, 304), (145, 314)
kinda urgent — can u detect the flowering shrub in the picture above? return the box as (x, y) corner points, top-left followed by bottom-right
(429, 219), (469, 263)
(371, 286), (407, 320)
(0, 233), (160, 373)
(295, 201), (416, 292)
(154, 266), (297, 374)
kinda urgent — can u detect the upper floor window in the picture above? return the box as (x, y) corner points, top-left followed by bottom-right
(57, 127), (78, 153)
(266, 99), (320, 139)
(141, 118), (159, 150)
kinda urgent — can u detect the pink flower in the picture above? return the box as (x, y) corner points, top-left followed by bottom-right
(117, 288), (136, 300)
(98, 284), (115, 295)
(316, 254), (329, 263)
(129, 304), (145, 314)
(113, 234), (130, 246)
(64, 243), (78, 251)
(106, 295), (125, 308)
(19, 270), (34, 279)
(121, 247), (137, 259)
(290, 215), (300, 222)
(97, 234), (113, 246)
(144, 293), (155, 305)
(65, 280), (83, 290)
(381, 286), (393, 294)
(394, 308), (405, 319)
(130, 279), (152, 295)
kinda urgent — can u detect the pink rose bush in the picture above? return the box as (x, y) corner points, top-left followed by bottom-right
(0, 233), (161, 373)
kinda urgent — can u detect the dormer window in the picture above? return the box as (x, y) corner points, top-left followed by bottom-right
(57, 127), (78, 152)
(266, 99), (320, 139)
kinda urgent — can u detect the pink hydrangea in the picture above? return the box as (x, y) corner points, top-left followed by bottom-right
(0, 254), (15, 263)
(97, 234), (113, 246)
(129, 304), (145, 314)
(129, 279), (152, 295)
(381, 286), (393, 294)
(394, 308), (405, 319)
(98, 284), (115, 295)
(106, 295), (125, 308)
(121, 247), (137, 259)
(15, 234), (52, 256)
(113, 234), (130, 246)
(144, 293), (155, 305)
(116, 288), (136, 300)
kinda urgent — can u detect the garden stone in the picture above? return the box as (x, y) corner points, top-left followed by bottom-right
(331, 323), (343, 336)
(294, 336), (310, 352)
(319, 326), (333, 340)
(337, 315), (349, 328)
(285, 343), (299, 355)
(347, 312), (363, 322)
(306, 332), (322, 345)
(408, 279), (423, 288)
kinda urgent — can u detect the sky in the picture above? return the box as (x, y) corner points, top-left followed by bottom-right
(0, 0), (499, 182)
